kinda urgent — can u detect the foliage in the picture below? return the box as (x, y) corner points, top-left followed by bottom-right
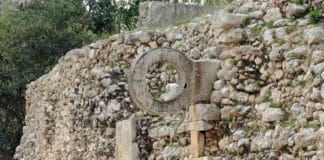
(86, 0), (143, 34)
(292, 0), (304, 5)
(241, 16), (251, 27)
(0, 0), (96, 156)
(309, 10), (321, 24)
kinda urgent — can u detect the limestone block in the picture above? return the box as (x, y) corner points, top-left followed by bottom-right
(116, 119), (139, 160)
(191, 131), (204, 158)
(188, 121), (213, 131)
(189, 104), (220, 121)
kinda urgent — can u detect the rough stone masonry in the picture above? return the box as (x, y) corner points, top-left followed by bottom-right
(15, 0), (324, 159)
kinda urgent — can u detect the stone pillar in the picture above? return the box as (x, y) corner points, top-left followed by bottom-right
(188, 104), (219, 158)
(191, 131), (205, 158)
(115, 119), (139, 160)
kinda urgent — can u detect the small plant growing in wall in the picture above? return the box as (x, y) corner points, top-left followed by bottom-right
(280, 118), (296, 128)
(241, 16), (251, 27)
(265, 21), (274, 28)
(292, 0), (304, 5)
(309, 10), (321, 24)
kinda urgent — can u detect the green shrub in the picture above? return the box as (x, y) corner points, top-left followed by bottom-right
(292, 0), (304, 5)
(0, 0), (96, 156)
(241, 16), (251, 27)
(309, 10), (321, 24)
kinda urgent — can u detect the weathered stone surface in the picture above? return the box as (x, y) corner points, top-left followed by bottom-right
(218, 28), (243, 44)
(213, 12), (245, 29)
(191, 131), (204, 158)
(262, 29), (274, 45)
(128, 48), (220, 114)
(263, 7), (282, 22)
(137, 1), (215, 28)
(189, 104), (220, 121)
(188, 121), (213, 131)
(160, 83), (179, 101)
(304, 27), (324, 44)
(161, 146), (188, 160)
(286, 3), (305, 17)
(273, 19), (288, 27)
(116, 119), (139, 160)
(138, 31), (153, 43)
(251, 132), (272, 151)
(149, 125), (173, 138)
(315, 127), (324, 149)
(262, 108), (284, 122)
(213, 79), (225, 90)
(295, 128), (315, 148)
(291, 103), (304, 118)
(15, 1), (324, 160)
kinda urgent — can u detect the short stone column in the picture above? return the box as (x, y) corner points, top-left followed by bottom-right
(115, 118), (139, 160)
(188, 104), (220, 158)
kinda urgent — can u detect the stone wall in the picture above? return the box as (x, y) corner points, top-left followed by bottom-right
(15, 0), (324, 159)
(137, 1), (215, 28)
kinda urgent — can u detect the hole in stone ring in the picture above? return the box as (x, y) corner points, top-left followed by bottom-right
(146, 61), (185, 102)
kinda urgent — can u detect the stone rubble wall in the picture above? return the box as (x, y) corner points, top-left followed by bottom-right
(15, 0), (324, 159)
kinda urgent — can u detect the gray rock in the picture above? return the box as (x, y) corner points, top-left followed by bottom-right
(283, 60), (301, 73)
(213, 80), (225, 90)
(269, 47), (284, 61)
(291, 103), (304, 118)
(221, 106), (232, 119)
(160, 83), (179, 101)
(215, 12), (245, 29)
(262, 107), (284, 122)
(284, 46), (309, 60)
(298, 19), (310, 26)
(275, 27), (287, 39)
(263, 29), (274, 45)
(263, 7), (282, 23)
(202, 46), (223, 59)
(314, 150), (324, 160)
(295, 128), (315, 148)
(218, 137), (230, 150)
(218, 28), (244, 44)
(149, 126), (173, 138)
(321, 84), (324, 99)
(233, 130), (245, 141)
(101, 78), (112, 87)
(312, 50), (324, 64)
(319, 111), (324, 126)
(315, 127), (324, 150)
(161, 146), (181, 160)
(188, 121), (213, 131)
(248, 10), (264, 19)
(251, 133), (272, 151)
(138, 31), (153, 43)
(189, 104), (221, 121)
(211, 90), (223, 103)
(304, 27), (324, 44)
(217, 67), (238, 80)
(237, 138), (250, 147)
(286, 3), (305, 17)
(312, 62), (324, 74)
(229, 91), (249, 103)
(273, 19), (289, 27)
(236, 2), (255, 13)
(245, 83), (260, 93)
(269, 44), (289, 61)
